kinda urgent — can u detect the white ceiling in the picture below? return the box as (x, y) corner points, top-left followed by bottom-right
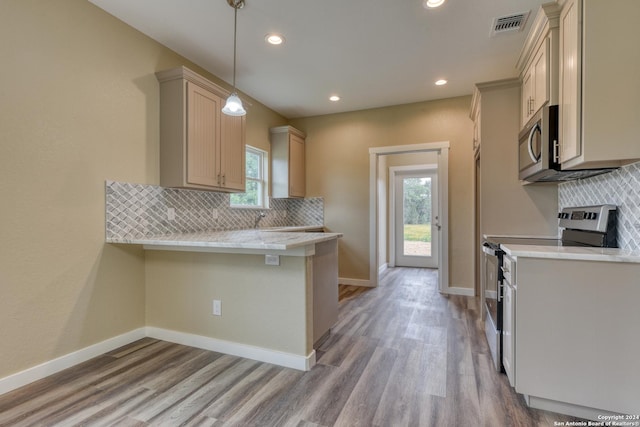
(89, 0), (548, 119)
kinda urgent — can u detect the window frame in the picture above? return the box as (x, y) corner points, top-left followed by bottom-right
(230, 145), (269, 209)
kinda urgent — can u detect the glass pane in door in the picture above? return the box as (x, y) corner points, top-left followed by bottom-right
(402, 177), (432, 257)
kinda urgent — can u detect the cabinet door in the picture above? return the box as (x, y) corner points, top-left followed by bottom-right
(288, 133), (305, 197)
(559, 0), (581, 163)
(186, 82), (221, 187)
(220, 114), (246, 191)
(502, 282), (515, 387)
(532, 38), (549, 114)
(521, 70), (533, 126)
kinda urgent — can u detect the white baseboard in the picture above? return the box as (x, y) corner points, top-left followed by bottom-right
(442, 286), (475, 296)
(0, 326), (317, 397)
(146, 327), (316, 372)
(0, 328), (146, 396)
(339, 277), (373, 287)
(378, 263), (388, 275)
(526, 395), (619, 421)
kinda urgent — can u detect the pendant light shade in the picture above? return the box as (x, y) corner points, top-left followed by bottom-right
(223, 0), (246, 117)
(222, 92), (246, 116)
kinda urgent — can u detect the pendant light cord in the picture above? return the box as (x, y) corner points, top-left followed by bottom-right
(232, 2), (238, 91)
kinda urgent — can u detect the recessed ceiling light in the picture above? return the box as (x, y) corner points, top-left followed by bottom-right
(265, 34), (285, 45)
(423, 0), (446, 8)
(329, 95), (340, 102)
(435, 79), (448, 86)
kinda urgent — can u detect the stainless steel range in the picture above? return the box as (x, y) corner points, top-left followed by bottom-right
(481, 204), (618, 372)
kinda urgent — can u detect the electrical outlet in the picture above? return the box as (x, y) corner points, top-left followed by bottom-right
(167, 207), (176, 221)
(265, 254), (280, 266)
(211, 208), (219, 220)
(212, 299), (222, 316)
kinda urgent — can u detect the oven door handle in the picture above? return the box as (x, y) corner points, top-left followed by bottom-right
(482, 245), (497, 256)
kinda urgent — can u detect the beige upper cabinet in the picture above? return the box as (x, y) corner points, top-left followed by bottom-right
(270, 126), (306, 198)
(521, 39), (550, 126)
(156, 66), (245, 192)
(517, 4), (560, 128)
(559, 0), (640, 169)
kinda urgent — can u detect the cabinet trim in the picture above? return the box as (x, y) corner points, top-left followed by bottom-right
(516, 3), (561, 73)
(270, 125), (306, 139)
(155, 66), (251, 109)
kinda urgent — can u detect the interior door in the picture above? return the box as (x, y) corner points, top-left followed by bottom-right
(394, 170), (439, 268)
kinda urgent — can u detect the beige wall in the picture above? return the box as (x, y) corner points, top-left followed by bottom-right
(476, 81), (558, 238)
(0, 0), (286, 379)
(291, 96), (475, 287)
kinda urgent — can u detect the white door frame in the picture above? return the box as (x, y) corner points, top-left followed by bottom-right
(369, 142), (450, 292)
(389, 164), (438, 268)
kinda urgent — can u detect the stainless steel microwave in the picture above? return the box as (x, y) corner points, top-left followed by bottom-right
(518, 105), (615, 183)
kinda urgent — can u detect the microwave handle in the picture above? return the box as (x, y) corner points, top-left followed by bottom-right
(552, 139), (559, 163)
(527, 123), (541, 163)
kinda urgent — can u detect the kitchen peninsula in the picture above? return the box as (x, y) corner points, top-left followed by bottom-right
(112, 228), (342, 371)
(105, 181), (341, 371)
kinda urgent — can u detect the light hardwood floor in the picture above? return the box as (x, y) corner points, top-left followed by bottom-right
(0, 268), (582, 426)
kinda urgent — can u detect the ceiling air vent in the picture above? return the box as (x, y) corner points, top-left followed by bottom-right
(490, 11), (530, 36)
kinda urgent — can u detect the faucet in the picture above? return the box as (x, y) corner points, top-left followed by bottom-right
(254, 211), (266, 228)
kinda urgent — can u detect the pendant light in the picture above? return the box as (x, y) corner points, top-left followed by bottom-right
(222, 0), (246, 116)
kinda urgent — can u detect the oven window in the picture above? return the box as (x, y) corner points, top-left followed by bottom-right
(484, 252), (499, 325)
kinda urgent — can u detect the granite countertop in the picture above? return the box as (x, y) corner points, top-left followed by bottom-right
(501, 244), (640, 263)
(109, 227), (342, 253)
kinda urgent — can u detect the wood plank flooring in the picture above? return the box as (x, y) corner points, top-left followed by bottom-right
(0, 267), (583, 426)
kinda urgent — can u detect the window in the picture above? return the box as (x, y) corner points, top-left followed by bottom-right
(230, 146), (269, 208)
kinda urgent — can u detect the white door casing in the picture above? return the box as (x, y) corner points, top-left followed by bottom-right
(369, 142), (450, 293)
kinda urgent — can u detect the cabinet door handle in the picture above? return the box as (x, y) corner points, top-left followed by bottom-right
(528, 97), (534, 115)
(222, 174), (226, 186)
(217, 174), (221, 185)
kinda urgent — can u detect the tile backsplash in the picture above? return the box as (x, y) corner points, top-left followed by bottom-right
(558, 161), (640, 250)
(105, 181), (323, 242)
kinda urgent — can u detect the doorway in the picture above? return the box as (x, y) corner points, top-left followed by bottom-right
(368, 142), (450, 292)
(390, 166), (439, 268)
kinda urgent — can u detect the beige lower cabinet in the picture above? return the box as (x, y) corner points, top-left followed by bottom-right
(156, 66), (245, 192)
(513, 256), (640, 418)
(270, 126), (306, 198)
